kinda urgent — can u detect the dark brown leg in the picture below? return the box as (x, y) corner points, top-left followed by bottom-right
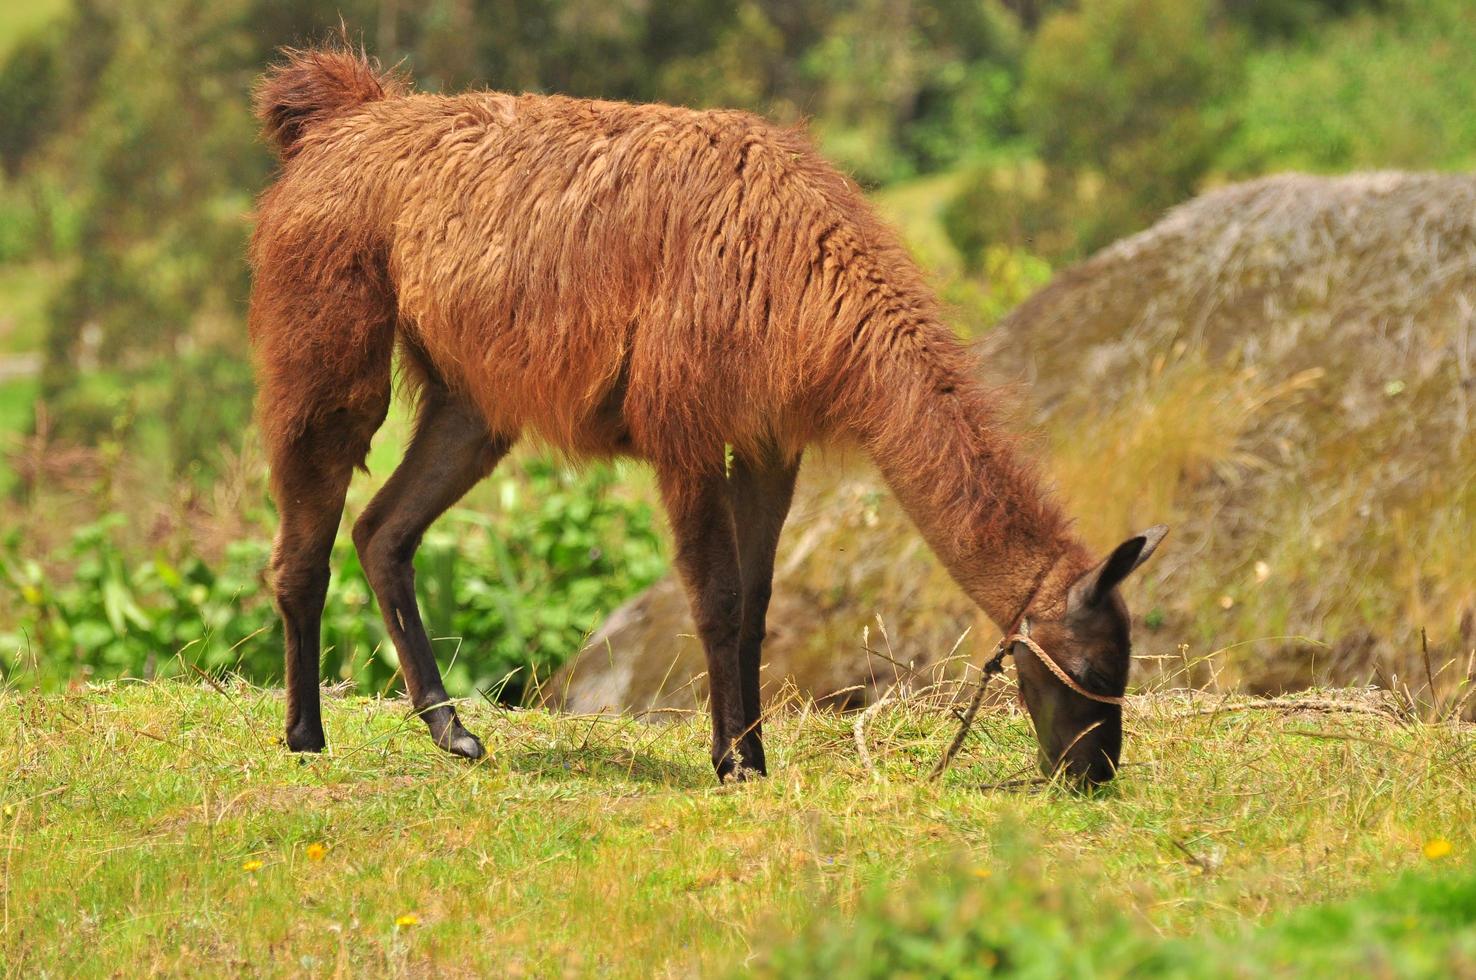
(272, 409), (384, 753)
(352, 389), (512, 759)
(728, 450), (801, 775)
(656, 465), (752, 781)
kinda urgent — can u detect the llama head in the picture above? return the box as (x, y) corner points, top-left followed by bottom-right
(1013, 525), (1168, 788)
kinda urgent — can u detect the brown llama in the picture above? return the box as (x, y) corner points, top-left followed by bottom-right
(248, 45), (1166, 785)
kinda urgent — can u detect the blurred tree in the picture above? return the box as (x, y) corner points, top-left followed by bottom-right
(1220, 0), (1386, 39)
(31, 0), (361, 471)
(1223, 0), (1476, 173)
(800, 0), (1022, 184)
(0, 34), (61, 180)
(997, 0), (1073, 31)
(657, 3), (788, 113)
(1017, 0), (1241, 251)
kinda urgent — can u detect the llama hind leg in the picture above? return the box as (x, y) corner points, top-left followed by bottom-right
(728, 451), (801, 776)
(270, 412), (381, 752)
(252, 247), (397, 752)
(657, 466), (753, 781)
(353, 389), (512, 759)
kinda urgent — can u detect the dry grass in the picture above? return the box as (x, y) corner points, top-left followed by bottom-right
(1049, 351), (1324, 548)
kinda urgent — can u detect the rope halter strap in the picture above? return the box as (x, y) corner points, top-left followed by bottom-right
(1006, 618), (1127, 707)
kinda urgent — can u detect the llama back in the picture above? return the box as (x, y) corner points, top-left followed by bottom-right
(251, 49), (951, 471)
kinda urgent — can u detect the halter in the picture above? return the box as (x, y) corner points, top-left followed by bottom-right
(1001, 619), (1127, 707)
(929, 567), (1125, 779)
(977, 555), (1126, 708)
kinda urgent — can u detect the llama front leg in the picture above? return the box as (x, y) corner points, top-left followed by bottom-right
(353, 390), (512, 759)
(727, 450), (801, 776)
(657, 466), (753, 781)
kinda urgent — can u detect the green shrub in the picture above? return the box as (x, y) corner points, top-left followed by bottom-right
(798, 0), (1025, 185)
(1223, 0), (1476, 174)
(0, 29), (61, 180)
(942, 161), (1080, 265)
(29, 354), (255, 481)
(1223, 0), (1388, 40)
(938, 245), (1053, 332)
(1016, 0), (1242, 253)
(1, 458), (666, 702)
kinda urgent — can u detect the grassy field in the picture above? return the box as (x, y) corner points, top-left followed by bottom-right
(1, 682), (1471, 975)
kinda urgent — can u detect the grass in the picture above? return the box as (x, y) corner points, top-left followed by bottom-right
(760, 835), (1476, 976)
(0, 259), (65, 357)
(870, 170), (969, 276)
(0, 0), (68, 61)
(2, 682), (1471, 975)
(0, 376), (36, 437)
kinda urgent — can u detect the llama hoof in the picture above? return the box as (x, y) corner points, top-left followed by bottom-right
(285, 726), (326, 753)
(714, 758), (765, 784)
(439, 729), (485, 761)
(421, 703), (484, 760)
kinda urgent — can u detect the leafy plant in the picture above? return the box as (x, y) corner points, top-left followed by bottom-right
(1, 458), (666, 702)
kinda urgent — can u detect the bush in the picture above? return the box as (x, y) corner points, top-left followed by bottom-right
(1222, 0), (1388, 40)
(798, 0), (1025, 185)
(30, 354), (255, 480)
(1, 458), (666, 702)
(0, 30), (61, 179)
(1223, 0), (1476, 173)
(1016, 0), (1241, 252)
(942, 160), (1080, 265)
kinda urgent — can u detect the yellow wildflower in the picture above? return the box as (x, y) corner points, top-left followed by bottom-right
(395, 913), (420, 928)
(1423, 837), (1453, 861)
(242, 859), (264, 872)
(305, 843), (327, 862)
(970, 867), (992, 880)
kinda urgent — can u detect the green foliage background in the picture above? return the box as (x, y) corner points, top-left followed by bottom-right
(1, 0), (1473, 696)
(2, 457), (664, 701)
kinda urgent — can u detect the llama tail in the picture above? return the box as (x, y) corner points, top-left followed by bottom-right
(253, 45), (404, 160)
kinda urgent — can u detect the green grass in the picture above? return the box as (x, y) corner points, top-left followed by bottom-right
(761, 839), (1476, 977)
(1, 683), (1471, 975)
(0, 259), (64, 356)
(0, 0), (67, 60)
(0, 375), (36, 435)
(871, 170), (969, 276)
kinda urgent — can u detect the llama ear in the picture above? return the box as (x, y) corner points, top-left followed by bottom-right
(1068, 525), (1169, 611)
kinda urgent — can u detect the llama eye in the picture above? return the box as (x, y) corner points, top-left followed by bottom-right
(1083, 664), (1117, 692)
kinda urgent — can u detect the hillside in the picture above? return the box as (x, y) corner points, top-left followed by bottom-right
(554, 172), (1476, 717)
(1, 683), (1471, 975)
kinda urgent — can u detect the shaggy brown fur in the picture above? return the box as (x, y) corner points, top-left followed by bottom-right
(248, 45), (1165, 784)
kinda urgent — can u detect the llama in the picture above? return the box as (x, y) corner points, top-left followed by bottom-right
(248, 45), (1166, 785)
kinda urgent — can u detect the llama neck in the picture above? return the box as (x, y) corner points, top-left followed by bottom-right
(845, 335), (1092, 628)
